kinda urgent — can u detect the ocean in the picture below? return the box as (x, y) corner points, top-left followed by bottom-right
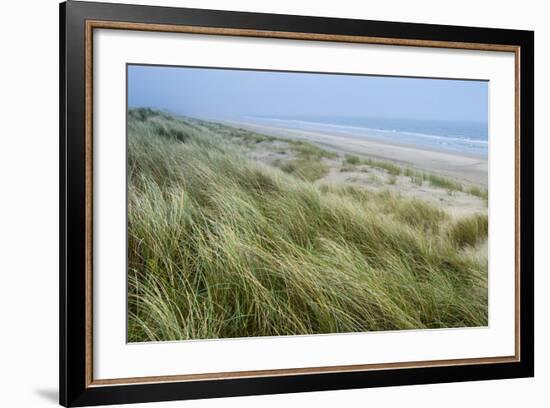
(250, 116), (488, 158)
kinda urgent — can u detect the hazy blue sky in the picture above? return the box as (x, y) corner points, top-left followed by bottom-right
(128, 65), (488, 123)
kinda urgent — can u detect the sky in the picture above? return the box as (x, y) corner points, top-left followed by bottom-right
(127, 64), (488, 124)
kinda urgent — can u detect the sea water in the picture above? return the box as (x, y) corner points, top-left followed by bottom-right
(252, 116), (488, 158)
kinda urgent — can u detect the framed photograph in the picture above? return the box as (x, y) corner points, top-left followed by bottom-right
(60, 1), (534, 406)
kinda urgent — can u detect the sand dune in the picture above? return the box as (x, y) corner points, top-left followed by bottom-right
(223, 120), (488, 187)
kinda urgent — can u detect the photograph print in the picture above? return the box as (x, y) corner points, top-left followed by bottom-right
(127, 65), (489, 343)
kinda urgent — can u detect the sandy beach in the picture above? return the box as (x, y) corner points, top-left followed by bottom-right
(223, 120), (488, 187)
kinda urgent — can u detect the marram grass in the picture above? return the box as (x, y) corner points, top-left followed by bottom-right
(127, 108), (488, 342)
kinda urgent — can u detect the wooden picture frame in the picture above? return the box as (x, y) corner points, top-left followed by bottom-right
(60, 1), (534, 406)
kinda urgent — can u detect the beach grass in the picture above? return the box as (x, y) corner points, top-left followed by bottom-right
(345, 154), (402, 176)
(127, 108), (488, 342)
(274, 140), (336, 181)
(403, 168), (488, 199)
(341, 154), (488, 200)
(345, 154), (488, 200)
(466, 185), (489, 200)
(449, 214), (489, 247)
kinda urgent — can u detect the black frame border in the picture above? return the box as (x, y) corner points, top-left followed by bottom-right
(60, 1), (534, 406)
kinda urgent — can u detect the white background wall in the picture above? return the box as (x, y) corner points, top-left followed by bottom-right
(0, 0), (545, 407)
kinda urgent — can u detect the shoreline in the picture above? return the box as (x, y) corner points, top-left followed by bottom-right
(220, 119), (488, 187)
